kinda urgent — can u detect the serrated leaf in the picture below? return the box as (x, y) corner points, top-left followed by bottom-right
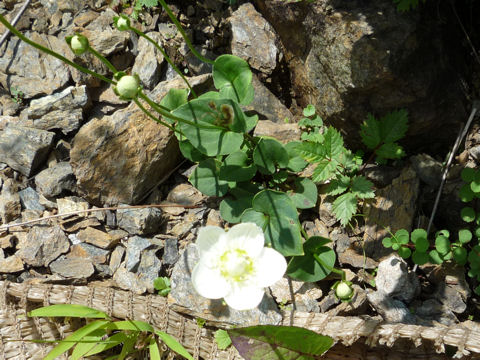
(360, 114), (381, 150)
(375, 142), (405, 160)
(326, 175), (350, 196)
(214, 330), (232, 350)
(297, 141), (325, 163)
(332, 192), (357, 226)
(323, 126), (344, 158)
(303, 104), (316, 117)
(228, 325), (333, 360)
(351, 176), (374, 199)
(311, 159), (340, 183)
(379, 109), (408, 143)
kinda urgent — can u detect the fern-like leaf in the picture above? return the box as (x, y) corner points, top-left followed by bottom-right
(311, 159), (339, 183)
(297, 141), (325, 163)
(379, 109), (408, 144)
(360, 114), (381, 150)
(323, 126), (344, 158)
(136, 0), (159, 8)
(327, 175), (350, 196)
(351, 176), (375, 199)
(332, 192), (357, 226)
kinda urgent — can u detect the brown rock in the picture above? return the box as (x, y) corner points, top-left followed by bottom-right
(49, 256), (94, 278)
(0, 254), (24, 273)
(76, 227), (120, 249)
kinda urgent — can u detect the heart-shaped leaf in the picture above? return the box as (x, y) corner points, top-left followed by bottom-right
(288, 177), (318, 209)
(213, 54), (254, 105)
(253, 138), (289, 175)
(189, 159), (229, 197)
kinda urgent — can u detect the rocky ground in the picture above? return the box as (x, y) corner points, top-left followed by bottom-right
(0, 0), (479, 328)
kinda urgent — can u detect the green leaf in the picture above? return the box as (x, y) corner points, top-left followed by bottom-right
(461, 207), (476, 222)
(311, 159), (340, 183)
(395, 229), (410, 244)
(323, 126), (344, 158)
(394, 0), (423, 11)
(104, 320), (154, 332)
(287, 236), (335, 282)
(42, 320), (110, 360)
(398, 246), (412, 259)
(178, 139), (207, 162)
(189, 159), (229, 197)
(71, 331), (107, 360)
(326, 175), (350, 196)
(382, 237), (393, 248)
(253, 138), (289, 175)
(411, 229), (428, 251)
(458, 229), (472, 244)
(28, 305), (109, 319)
(288, 177), (318, 209)
(79, 332), (127, 357)
(375, 142), (405, 160)
(332, 192), (357, 226)
(351, 176), (375, 199)
(360, 114), (381, 149)
(160, 88), (188, 111)
(435, 235), (451, 255)
(284, 141), (308, 172)
(219, 190), (254, 224)
(453, 246), (468, 265)
(303, 104), (316, 117)
(156, 331), (194, 360)
(214, 329), (232, 350)
(149, 338), (162, 360)
(379, 109), (408, 144)
(471, 171), (480, 193)
(228, 325), (333, 360)
(412, 250), (429, 265)
(241, 190), (303, 256)
(220, 151), (257, 182)
(461, 167), (476, 182)
(459, 184), (475, 202)
(297, 141), (325, 163)
(153, 277), (171, 294)
(173, 99), (245, 156)
(213, 54), (253, 105)
(137, 0), (159, 7)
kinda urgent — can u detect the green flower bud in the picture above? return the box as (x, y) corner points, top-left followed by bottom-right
(333, 281), (354, 302)
(66, 34), (89, 55)
(114, 74), (140, 100)
(114, 15), (131, 31)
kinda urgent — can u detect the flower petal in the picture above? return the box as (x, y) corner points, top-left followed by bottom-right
(225, 223), (265, 257)
(191, 261), (230, 299)
(224, 285), (265, 310)
(196, 226), (225, 256)
(253, 247), (287, 287)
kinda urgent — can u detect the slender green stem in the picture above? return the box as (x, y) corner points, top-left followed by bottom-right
(133, 97), (177, 133)
(158, 0), (214, 65)
(0, 14), (114, 85)
(88, 46), (118, 74)
(312, 253), (346, 281)
(137, 91), (225, 131)
(130, 27), (197, 97)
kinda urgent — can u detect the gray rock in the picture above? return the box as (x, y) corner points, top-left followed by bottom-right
(413, 299), (458, 326)
(17, 225), (70, 267)
(338, 248), (378, 269)
(165, 182), (206, 207)
(18, 187), (45, 211)
(132, 32), (165, 89)
(0, 179), (21, 223)
(69, 243), (110, 265)
(113, 266), (146, 294)
(49, 256), (95, 278)
(318, 291), (340, 313)
(169, 244), (282, 326)
(253, 120), (301, 143)
(117, 206), (164, 235)
(162, 238), (179, 265)
(109, 245), (125, 274)
(125, 236), (152, 271)
(270, 276), (322, 312)
(76, 227), (121, 249)
(228, 3), (278, 74)
(375, 255), (419, 303)
(0, 125), (55, 176)
(410, 153), (442, 187)
(57, 196), (89, 214)
(137, 249), (162, 293)
(0, 34), (71, 99)
(367, 290), (415, 323)
(19, 86), (89, 135)
(35, 162), (76, 198)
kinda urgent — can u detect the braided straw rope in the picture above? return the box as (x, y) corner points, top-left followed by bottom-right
(0, 280), (479, 360)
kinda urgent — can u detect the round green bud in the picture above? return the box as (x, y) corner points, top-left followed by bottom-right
(115, 75), (139, 100)
(334, 281), (354, 301)
(115, 15), (130, 31)
(69, 34), (89, 55)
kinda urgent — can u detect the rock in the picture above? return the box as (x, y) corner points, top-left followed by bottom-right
(0, 254), (24, 273)
(0, 179), (21, 224)
(169, 244), (282, 326)
(255, 0), (466, 152)
(18, 187), (45, 211)
(117, 206), (164, 235)
(410, 153), (442, 187)
(413, 299), (458, 326)
(270, 277), (323, 312)
(205, 209), (223, 227)
(333, 285), (368, 316)
(375, 255), (419, 303)
(246, 76), (293, 123)
(318, 291), (340, 313)
(367, 290), (415, 323)
(17, 225), (70, 267)
(76, 227), (120, 249)
(57, 196), (89, 215)
(125, 236), (152, 271)
(109, 245), (125, 274)
(35, 162), (76, 198)
(363, 166), (419, 260)
(0, 33), (71, 99)
(55, 140), (71, 162)
(131, 32), (165, 89)
(0, 125), (55, 176)
(136, 249), (162, 293)
(69, 243), (110, 265)
(19, 86), (89, 135)
(162, 238), (179, 265)
(166, 182), (206, 207)
(253, 120), (301, 143)
(113, 266), (146, 294)
(228, 3), (278, 74)
(60, 216), (102, 233)
(49, 256), (95, 278)
(338, 248), (378, 269)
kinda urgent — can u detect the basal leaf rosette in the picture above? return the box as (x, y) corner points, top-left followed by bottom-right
(191, 223), (287, 310)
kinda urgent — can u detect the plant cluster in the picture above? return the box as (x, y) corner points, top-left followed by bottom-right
(383, 167), (480, 295)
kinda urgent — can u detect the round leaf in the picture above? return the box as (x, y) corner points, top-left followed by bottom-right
(458, 229), (472, 244)
(412, 250), (429, 265)
(303, 104), (316, 117)
(219, 151), (257, 182)
(453, 246), (467, 265)
(475, 226), (480, 239)
(189, 159), (228, 197)
(414, 237), (429, 253)
(429, 249), (444, 264)
(213, 54), (253, 105)
(288, 177), (318, 209)
(411, 228), (428, 245)
(382, 237), (393, 248)
(398, 246), (411, 259)
(461, 207), (476, 223)
(459, 184), (475, 202)
(284, 141), (307, 172)
(461, 167), (476, 182)
(471, 170), (480, 193)
(435, 235), (451, 255)
(395, 229), (409, 244)
(253, 138), (289, 175)
(392, 243), (400, 251)
(219, 197), (253, 224)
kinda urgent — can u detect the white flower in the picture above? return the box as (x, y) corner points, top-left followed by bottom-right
(192, 223), (287, 310)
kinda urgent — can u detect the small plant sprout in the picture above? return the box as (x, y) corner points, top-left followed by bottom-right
(113, 73), (140, 100)
(191, 223), (287, 310)
(333, 280), (354, 302)
(65, 34), (89, 55)
(114, 14), (131, 31)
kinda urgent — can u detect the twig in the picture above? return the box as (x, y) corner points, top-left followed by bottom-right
(0, 0), (31, 49)
(0, 203), (201, 232)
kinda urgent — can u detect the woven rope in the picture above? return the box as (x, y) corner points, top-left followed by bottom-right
(0, 281), (479, 359)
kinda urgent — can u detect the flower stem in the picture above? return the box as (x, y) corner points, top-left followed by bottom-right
(88, 46), (118, 74)
(312, 253), (346, 281)
(158, 0), (214, 65)
(0, 14), (114, 85)
(133, 97), (177, 133)
(130, 27), (197, 98)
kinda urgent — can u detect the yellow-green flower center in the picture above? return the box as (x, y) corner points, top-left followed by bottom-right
(219, 249), (254, 282)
